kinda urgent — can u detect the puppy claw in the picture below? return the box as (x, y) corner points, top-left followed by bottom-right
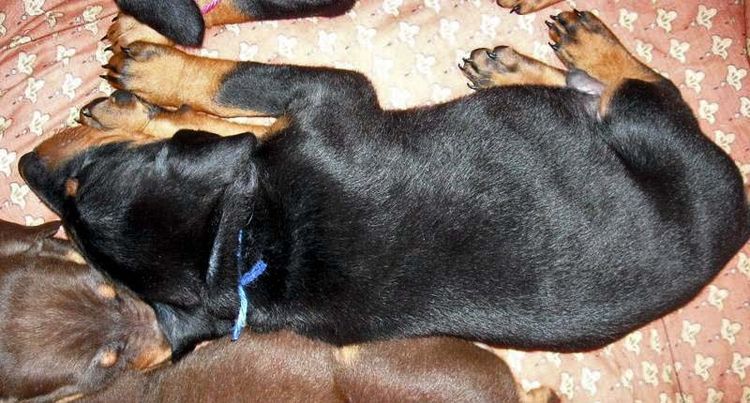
(100, 35), (108, 42)
(549, 42), (560, 51)
(122, 47), (132, 57)
(81, 107), (92, 118)
(100, 75), (121, 86)
(112, 15), (118, 22)
(510, 5), (521, 14)
(104, 46), (114, 53)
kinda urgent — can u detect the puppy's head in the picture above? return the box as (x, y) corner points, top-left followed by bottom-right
(0, 220), (171, 401)
(19, 94), (261, 357)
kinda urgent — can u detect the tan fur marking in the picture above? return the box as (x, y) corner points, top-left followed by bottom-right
(34, 126), (158, 169)
(96, 284), (117, 300)
(144, 108), (270, 139)
(487, 54), (566, 87)
(132, 343), (172, 370)
(520, 386), (560, 403)
(64, 178), (78, 198)
(64, 250), (87, 265)
(334, 345), (361, 366)
(548, 11), (661, 115)
(462, 47), (566, 89)
(108, 42), (264, 117)
(99, 349), (119, 368)
(55, 393), (84, 403)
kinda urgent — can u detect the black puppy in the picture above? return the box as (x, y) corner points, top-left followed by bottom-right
(21, 11), (749, 357)
(114, 0), (356, 47)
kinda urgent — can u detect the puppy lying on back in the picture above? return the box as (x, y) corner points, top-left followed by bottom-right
(84, 332), (558, 403)
(0, 220), (170, 402)
(21, 11), (750, 357)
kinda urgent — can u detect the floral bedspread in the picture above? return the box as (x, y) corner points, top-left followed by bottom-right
(0, 0), (748, 401)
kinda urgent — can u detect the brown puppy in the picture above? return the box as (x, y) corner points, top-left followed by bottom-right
(84, 332), (558, 403)
(0, 220), (171, 402)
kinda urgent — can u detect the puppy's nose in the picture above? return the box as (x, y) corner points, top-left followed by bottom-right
(111, 90), (135, 106)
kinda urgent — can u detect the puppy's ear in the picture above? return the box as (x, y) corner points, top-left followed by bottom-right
(204, 135), (259, 289)
(0, 220), (62, 256)
(115, 0), (205, 46)
(149, 133), (258, 357)
(152, 303), (230, 360)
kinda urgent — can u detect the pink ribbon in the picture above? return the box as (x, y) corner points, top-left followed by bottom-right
(200, 0), (221, 14)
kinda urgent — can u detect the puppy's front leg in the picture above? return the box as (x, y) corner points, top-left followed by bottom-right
(79, 90), (279, 140)
(104, 42), (379, 120)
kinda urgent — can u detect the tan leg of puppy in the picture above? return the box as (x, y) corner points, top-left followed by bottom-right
(79, 90), (276, 140)
(103, 42), (262, 117)
(459, 46), (566, 89)
(546, 10), (662, 115)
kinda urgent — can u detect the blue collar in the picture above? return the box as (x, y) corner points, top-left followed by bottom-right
(231, 229), (267, 341)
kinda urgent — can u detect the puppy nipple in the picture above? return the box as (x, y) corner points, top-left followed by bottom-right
(566, 69), (605, 97)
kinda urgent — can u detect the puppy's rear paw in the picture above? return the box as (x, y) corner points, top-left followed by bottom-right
(546, 10), (658, 85)
(460, 46), (565, 89)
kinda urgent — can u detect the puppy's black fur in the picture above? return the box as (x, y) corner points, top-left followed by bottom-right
(115, 0), (356, 46)
(20, 59), (749, 357)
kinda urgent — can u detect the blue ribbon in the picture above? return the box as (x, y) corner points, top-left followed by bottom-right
(231, 229), (267, 341)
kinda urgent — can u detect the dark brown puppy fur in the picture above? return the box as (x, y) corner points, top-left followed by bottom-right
(0, 220), (171, 402)
(84, 332), (557, 403)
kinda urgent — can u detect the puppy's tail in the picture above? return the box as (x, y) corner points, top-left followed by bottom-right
(115, 0), (205, 46)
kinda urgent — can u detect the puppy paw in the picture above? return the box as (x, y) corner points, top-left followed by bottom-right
(522, 386), (561, 403)
(79, 90), (158, 132)
(103, 42), (187, 108)
(546, 10), (658, 86)
(105, 14), (173, 52)
(460, 46), (565, 89)
(498, 0), (564, 14)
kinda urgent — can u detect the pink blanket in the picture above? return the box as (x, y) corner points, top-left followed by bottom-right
(0, 1), (748, 401)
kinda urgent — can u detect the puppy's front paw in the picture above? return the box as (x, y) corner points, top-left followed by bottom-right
(106, 14), (173, 52)
(498, 0), (564, 14)
(460, 46), (565, 89)
(103, 42), (186, 107)
(79, 90), (159, 132)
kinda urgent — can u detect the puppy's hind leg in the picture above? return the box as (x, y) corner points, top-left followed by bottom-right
(546, 10), (661, 117)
